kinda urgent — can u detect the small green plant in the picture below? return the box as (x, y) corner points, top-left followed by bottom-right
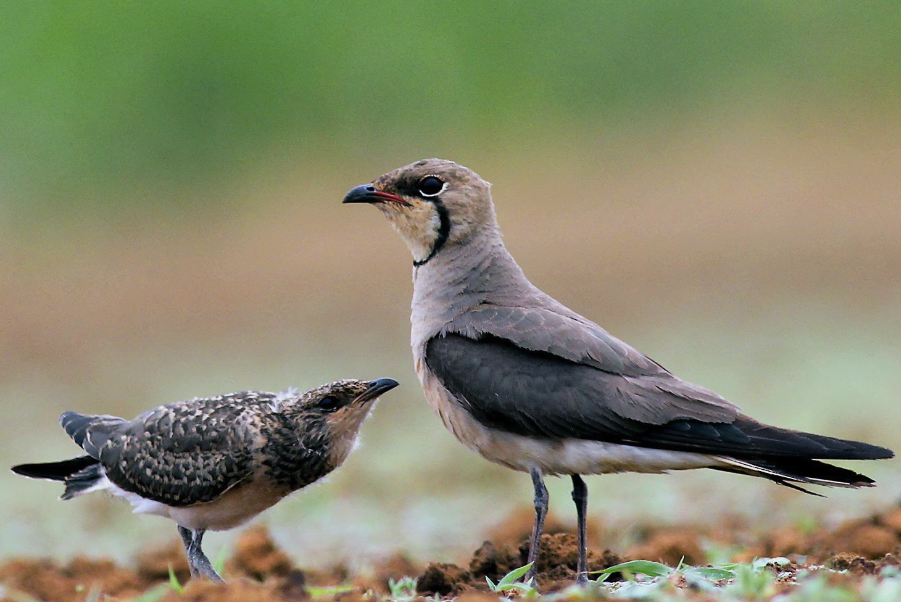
(168, 564), (185, 594)
(590, 557), (744, 598)
(213, 546), (228, 577)
(486, 562), (537, 595)
(127, 584), (172, 602)
(722, 561), (778, 600)
(387, 576), (418, 601)
(307, 584), (357, 598)
(594, 559), (673, 583)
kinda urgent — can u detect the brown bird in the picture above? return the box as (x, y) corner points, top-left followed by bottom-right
(343, 158), (893, 585)
(11, 378), (399, 582)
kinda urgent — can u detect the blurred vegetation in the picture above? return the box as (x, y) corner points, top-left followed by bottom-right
(1, 0), (900, 568)
(2, 1), (900, 219)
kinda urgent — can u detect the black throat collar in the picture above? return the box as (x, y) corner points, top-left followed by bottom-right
(413, 198), (451, 268)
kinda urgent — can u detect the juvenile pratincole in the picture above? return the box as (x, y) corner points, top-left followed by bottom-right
(12, 378), (399, 583)
(344, 158), (894, 584)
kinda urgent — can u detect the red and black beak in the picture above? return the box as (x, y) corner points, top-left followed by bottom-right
(342, 184), (411, 207)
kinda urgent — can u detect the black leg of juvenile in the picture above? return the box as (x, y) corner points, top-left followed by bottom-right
(525, 467), (549, 583)
(178, 526), (224, 583)
(571, 474), (589, 584)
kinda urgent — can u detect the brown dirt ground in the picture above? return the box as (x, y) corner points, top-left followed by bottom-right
(5, 503), (901, 602)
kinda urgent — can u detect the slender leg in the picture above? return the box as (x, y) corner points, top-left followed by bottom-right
(178, 526), (199, 579)
(525, 467), (549, 583)
(571, 475), (589, 585)
(178, 526), (224, 583)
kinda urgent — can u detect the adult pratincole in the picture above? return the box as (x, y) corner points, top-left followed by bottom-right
(12, 378), (399, 583)
(343, 158), (894, 584)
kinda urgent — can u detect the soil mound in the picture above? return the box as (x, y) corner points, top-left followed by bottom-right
(3, 503), (901, 601)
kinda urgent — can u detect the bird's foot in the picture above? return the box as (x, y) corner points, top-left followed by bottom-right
(187, 552), (224, 583)
(179, 526), (225, 583)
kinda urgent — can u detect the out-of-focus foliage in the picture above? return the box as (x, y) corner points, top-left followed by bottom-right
(2, 1), (899, 215)
(1, 0), (899, 568)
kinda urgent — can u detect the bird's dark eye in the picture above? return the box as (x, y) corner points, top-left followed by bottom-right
(318, 396), (344, 412)
(417, 176), (445, 197)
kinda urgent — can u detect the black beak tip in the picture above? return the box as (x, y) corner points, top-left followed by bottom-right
(367, 377), (400, 395)
(343, 184), (378, 204)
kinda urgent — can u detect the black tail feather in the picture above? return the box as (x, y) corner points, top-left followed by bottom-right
(11, 455), (97, 481)
(641, 416), (894, 460)
(734, 419), (895, 460)
(60, 463), (105, 500)
(12, 455), (104, 500)
(713, 455), (879, 494)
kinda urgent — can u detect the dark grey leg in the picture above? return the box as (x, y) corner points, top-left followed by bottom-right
(178, 526), (224, 583)
(571, 475), (589, 585)
(525, 467), (549, 583)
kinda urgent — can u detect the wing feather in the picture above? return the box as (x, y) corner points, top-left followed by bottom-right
(70, 394), (271, 507)
(426, 332), (892, 461)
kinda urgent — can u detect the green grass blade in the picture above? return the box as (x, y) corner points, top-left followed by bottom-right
(496, 562), (534, 588)
(127, 584), (172, 602)
(685, 567), (736, 581)
(168, 564), (185, 594)
(213, 546), (228, 576)
(307, 584), (356, 598)
(592, 560), (672, 579)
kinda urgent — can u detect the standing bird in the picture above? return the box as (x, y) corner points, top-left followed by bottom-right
(343, 158), (893, 584)
(12, 378), (399, 583)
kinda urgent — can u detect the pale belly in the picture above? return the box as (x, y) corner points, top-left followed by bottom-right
(105, 476), (286, 531)
(415, 358), (723, 476)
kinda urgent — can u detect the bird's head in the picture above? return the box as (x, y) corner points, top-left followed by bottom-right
(292, 378), (398, 467)
(343, 159), (497, 266)
(298, 378), (398, 439)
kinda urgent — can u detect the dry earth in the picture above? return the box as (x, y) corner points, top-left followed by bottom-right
(5, 502), (901, 601)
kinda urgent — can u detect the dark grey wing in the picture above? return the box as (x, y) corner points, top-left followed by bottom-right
(426, 333), (893, 460)
(68, 393), (269, 507)
(441, 305), (739, 424)
(426, 332), (737, 442)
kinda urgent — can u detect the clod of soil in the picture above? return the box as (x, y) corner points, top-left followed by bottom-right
(367, 553), (422, 592)
(416, 562), (471, 596)
(469, 540), (519, 583)
(135, 539), (191, 582)
(626, 529), (705, 566)
(229, 524), (294, 580)
(158, 577), (308, 602)
(0, 556), (153, 602)
(516, 533), (623, 585)
(6, 503), (901, 601)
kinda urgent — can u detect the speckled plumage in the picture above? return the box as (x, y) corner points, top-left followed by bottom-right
(60, 391), (332, 507)
(12, 378), (399, 582)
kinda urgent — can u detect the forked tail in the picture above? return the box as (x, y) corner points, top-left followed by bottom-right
(11, 455), (105, 500)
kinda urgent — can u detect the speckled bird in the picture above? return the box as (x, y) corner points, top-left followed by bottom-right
(11, 378), (399, 583)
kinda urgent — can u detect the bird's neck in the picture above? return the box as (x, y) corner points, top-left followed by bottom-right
(410, 227), (535, 343)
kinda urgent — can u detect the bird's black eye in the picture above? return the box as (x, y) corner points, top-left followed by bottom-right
(417, 176), (445, 198)
(318, 396), (344, 412)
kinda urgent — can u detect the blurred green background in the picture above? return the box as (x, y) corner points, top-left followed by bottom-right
(1, 1), (900, 569)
